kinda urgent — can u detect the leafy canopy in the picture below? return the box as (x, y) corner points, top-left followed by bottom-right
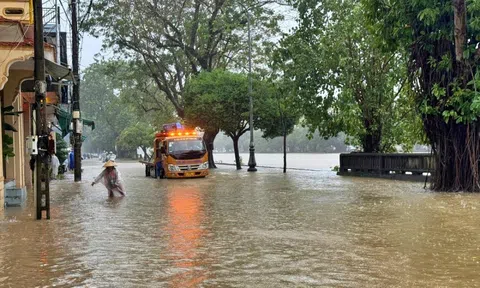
(278, 0), (423, 152)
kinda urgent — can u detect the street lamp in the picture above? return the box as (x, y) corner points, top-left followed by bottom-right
(246, 9), (257, 172)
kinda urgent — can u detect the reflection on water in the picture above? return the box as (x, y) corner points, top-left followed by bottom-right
(0, 159), (480, 286)
(164, 185), (208, 286)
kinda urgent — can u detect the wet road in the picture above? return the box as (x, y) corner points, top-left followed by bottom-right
(1, 159), (480, 287)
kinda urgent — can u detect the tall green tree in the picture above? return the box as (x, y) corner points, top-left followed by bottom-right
(279, 0), (422, 153)
(85, 0), (284, 167)
(255, 79), (300, 172)
(363, 0), (480, 191)
(185, 69), (273, 169)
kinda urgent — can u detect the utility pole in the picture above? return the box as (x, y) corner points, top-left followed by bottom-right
(246, 9), (257, 172)
(55, 0), (60, 64)
(55, 0), (61, 105)
(71, 0), (82, 181)
(33, 0), (50, 219)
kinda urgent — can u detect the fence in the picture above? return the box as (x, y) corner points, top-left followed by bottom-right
(338, 153), (435, 181)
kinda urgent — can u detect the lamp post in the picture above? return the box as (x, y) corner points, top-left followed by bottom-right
(246, 9), (257, 172)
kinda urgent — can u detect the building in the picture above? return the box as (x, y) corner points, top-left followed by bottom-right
(0, 0), (74, 208)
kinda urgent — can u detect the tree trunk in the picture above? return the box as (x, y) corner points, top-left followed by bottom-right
(453, 0), (466, 63)
(232, 136), (241, 170)
(283, 131), (287, 173)
(142, 146), (148, 161)
(203, 129), (218, 168)
(362, 118), (382, 153)
(362, 133), (382, 153)
(428, 120), (480, 191)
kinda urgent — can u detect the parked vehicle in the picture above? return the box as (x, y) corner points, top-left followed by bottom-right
(141, 123), (208, 179)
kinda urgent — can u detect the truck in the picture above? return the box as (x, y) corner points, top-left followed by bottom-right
(142, 123), (209, 179)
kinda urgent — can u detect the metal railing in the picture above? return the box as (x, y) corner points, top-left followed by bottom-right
(338, 153), (434, 178)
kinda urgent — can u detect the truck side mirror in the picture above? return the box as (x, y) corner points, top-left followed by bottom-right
(160, 147), (166, 154)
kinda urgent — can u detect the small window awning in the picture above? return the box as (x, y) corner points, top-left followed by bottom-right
(9, 57), (75, 83)
(55, 108), (95, 137)
(56, 108), (71, 137)
(45, 59), (75, 83)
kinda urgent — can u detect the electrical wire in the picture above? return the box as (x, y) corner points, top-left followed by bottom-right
(58, 0), (73, 29)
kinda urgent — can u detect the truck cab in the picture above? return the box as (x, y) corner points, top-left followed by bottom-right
(149, 123), (209, 179)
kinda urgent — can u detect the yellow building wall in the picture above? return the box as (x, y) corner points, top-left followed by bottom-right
(0, 47), (33, 91)
(0, 0), (31, 24)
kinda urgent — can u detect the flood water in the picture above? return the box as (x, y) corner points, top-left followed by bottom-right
(1, 157), (480, 287)
(214, 153), (340, 170)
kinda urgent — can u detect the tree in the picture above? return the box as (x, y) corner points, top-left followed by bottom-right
(81, 62), (146, 155)
(81, 61), (178, 156)
(55, 136), (68, 170)
(185, 69), (271, 169)
(85, 0), (284, 167)
(363, 0), (480, 191)
(255, 79), (299, 172)
(214, 128), (350, 153)
(278, 0), (422, 153)
(117, 122), (156, 160)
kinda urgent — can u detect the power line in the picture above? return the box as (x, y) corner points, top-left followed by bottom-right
(0, 24), (31, 67)
(58, 0), (72, 29)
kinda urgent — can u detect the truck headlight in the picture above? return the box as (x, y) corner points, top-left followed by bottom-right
(199, 162), (209, 169)
(168, 164), (180, 172)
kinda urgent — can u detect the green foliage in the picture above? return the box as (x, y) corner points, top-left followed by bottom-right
(255, 78), (300, 140)
(2, 134), (14, 158)
(81, 61), (177, 155)
(2, 105), (23, 159)
(184, 69), (279, 169)
(116, 122), (156, 157)
(185, 69), (287, 136)
(84, 0), (283, 116)
(362, 0), (480, 191)
(185, 70), (252, 138)
(279, 0), (423, 152)
(362, 0), (480, 126)
(55, 136), (69, 166)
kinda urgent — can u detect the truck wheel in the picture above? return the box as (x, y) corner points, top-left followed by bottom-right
(145, 165), (150, 177)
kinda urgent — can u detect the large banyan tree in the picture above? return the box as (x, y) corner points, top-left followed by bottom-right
(363, 0), (480, 191)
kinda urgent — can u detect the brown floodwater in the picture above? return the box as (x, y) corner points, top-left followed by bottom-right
(1, 158), (480, 287)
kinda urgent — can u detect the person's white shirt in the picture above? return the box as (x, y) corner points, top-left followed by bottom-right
(51, 154), (60, 179)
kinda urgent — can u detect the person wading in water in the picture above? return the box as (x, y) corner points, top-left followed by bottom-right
(91, 160), (126, 197)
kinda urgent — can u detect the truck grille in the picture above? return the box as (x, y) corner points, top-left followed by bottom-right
(178, 164), (200, 171)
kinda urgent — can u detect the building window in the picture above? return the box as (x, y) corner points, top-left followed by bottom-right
(4, 8), (24, 15)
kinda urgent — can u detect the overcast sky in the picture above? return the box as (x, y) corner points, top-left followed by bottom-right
(80, 35), (103, 69)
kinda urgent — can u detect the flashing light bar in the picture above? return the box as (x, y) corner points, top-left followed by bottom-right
(157, 131), (198, 138)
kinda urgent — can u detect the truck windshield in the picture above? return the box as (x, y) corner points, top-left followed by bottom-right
(168, 139), (205, 153)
